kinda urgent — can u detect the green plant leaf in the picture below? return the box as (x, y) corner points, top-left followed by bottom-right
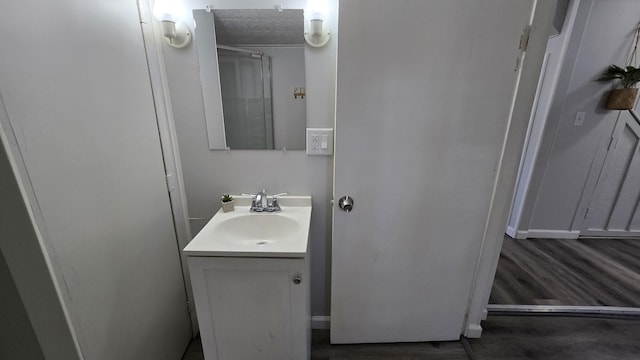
(597, 64), (640, 88)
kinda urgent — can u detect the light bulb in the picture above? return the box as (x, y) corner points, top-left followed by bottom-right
(153, 0), (185, 23)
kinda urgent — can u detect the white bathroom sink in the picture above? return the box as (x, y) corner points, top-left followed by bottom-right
(183, 196), (311, 257)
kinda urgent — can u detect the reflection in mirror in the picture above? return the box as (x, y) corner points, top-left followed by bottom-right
(194, 9), (306, 150)
(217, 46), (274, 149)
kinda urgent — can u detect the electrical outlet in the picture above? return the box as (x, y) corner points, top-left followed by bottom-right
(574, 112), (585, 126)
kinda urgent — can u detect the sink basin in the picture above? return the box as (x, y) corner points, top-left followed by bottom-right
(183, 196), (312, 257)
(217, 215), (300, 245)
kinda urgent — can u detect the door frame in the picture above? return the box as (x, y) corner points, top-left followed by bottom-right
(507, 0), (580, 239)
(0, 93), (84, 360)
(137, 0), (198, 335)
(463, 0), (558, 338)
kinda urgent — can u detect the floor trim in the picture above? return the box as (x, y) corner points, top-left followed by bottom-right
(487, 304), (640, 316)
(524, 229), (580, 239)
(312, 316), (330, 330)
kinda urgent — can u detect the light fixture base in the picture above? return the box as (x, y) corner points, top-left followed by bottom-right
(304, 30), (331, 48)
(165, 21), (192, 49)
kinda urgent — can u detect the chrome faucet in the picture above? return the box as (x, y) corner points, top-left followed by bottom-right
(246, 190), (288, 212)
(254, 189), (267, 209)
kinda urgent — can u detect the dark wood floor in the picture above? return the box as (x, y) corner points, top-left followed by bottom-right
(182, 237), (640, 359)
(183, 315), (640, 359)
(467, 315), (640, 360)
(490, 236), (640, 306)
(182, 334), (469, 360)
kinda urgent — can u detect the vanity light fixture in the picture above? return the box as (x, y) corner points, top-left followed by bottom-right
(304, 2), (330, 48)
(153, 0), (192, 48)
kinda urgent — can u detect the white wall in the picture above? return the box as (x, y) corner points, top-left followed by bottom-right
(162, 0), (337, 316)
(0, 0), (192, 358)
(517, 0), (640, 234)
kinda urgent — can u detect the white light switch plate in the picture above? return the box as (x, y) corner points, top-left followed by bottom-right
(306, 128), (334, 156)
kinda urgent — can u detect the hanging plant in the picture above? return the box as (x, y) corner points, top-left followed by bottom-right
(598, 65), (640, 110)
(599, 24), (640, 110)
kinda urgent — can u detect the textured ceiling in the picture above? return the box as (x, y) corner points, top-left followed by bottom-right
(213, 9), (304, 46)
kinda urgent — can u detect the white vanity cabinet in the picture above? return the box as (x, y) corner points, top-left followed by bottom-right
(187, 256), (310, 360)
(183, 196), (312, 360)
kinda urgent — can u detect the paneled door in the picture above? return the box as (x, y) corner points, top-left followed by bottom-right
(581, 110), (640, 237)
(331, 0), (538, 343)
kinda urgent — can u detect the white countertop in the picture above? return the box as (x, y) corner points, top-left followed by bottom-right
(183, 196), (312, 258)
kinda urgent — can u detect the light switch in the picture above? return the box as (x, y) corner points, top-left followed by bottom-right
(306, 128), (333, 156)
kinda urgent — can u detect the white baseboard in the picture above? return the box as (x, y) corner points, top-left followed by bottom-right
(481, 308), (488, 321)
(525, 229), (580, 239)
(506, 227), (529, 239)
(465, 324), (483, 338)
(487, 304), (640, 315)
(312, 316), (330, 330)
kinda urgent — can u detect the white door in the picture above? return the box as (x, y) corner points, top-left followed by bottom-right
(0, 0), (192, 358)
(581, 110), (640, 237)
(331, 0), (537, 343)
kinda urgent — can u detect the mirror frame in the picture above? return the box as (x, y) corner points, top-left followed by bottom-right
(193, 9), (227, 150)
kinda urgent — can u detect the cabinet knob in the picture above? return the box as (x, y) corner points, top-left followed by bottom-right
(293, 276), (302, 284)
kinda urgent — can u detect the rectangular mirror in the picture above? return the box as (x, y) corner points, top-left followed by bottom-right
(194, 9), (306, 150)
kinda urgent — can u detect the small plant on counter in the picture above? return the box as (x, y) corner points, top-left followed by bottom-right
(221, 193), (235, 213)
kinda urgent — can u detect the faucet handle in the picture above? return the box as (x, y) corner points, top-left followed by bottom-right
(241, 193), (258, 208)
(270, 192), (288, 211)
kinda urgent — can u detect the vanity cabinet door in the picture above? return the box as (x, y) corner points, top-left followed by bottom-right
(187, 257), (309, 360)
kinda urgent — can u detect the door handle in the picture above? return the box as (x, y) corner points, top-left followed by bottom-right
(338, 196), (354, 212)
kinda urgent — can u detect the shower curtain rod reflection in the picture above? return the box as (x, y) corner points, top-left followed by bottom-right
(217, 44), (263, 57)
